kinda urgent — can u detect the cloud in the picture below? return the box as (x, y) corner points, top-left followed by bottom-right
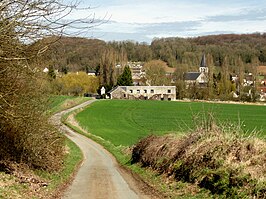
(206, 8), (266, 22)
(62, 0), (266, 43)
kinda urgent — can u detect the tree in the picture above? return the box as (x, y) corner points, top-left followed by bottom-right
(54, 72), (99, 96)
(99, 47), (117, 89)
(48, 66), (56, 79)
(0, 0), (100, 171)
(144, 60), (171, 86)
(117, 66), (133, 86)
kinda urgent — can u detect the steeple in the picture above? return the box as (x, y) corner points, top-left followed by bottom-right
(199, 53), (208, 73)
(200, 53), (206, 68)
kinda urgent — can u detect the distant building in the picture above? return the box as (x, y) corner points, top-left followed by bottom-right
(184, 54), (208, 87)
(127, 62), (146, 85)
(257, 66), (266, 93)
(43, 67), (49, 73)
(88, 69), (96, 76)
(108, 86), (176, 101)
(243, 73), (255, 87)
(184, 72), (208, 87)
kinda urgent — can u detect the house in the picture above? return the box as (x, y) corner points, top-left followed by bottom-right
(88, 69), (96, 76)
(257, 66), (266, 93)
(184, 54), (208, 87)
(128, 62), (146, 85)
(243, 73), (254, 87)
(108, 86), (176, 101)
(162, 65), (176, 84)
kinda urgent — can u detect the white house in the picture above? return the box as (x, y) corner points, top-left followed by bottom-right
(108, 86), (176, 101)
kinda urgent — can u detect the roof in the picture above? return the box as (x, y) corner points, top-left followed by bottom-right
(257, 66), (266, 75)
(200, 53), (207, 68)
(184, 72), (201, 80)
(88, 69), (96, 73)
(108, 86), (126, 94)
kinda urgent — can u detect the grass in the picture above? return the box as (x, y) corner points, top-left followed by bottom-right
(35, 138), (83, 191)
(75, 100), (266, 146)
(48, 95), (91, 114)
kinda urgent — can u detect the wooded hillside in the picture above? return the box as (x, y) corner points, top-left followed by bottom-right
(39, 33), (266, 73)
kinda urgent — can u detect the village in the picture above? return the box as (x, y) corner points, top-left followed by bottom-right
(44, 54), (266, 102)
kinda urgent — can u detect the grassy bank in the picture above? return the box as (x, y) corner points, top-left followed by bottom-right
(132, 125), (266, 198)
(0, 139), (82, 199)
(48, 95), (91, 114)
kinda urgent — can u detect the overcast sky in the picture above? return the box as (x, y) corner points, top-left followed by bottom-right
(65, 0), (266, 43)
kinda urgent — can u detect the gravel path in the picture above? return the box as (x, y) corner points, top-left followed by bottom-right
(52, 99), (157, 199)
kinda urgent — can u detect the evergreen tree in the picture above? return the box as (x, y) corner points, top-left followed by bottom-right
(117, 66), (133, 86)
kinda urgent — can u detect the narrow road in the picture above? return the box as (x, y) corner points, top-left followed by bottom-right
(52, 99), (157, 199)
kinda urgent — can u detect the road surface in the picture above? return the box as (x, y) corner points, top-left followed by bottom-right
(52, 99), (158, 199)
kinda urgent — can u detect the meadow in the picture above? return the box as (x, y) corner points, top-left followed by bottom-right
(76, 100), (266, 146)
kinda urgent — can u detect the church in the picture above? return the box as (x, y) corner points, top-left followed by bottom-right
(183, 54), (209, 88)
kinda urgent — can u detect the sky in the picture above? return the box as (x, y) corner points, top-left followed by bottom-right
(64, 0), (266, 43)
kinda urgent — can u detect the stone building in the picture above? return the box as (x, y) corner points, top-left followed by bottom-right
(108, 86), (176, 101)
(184, 54), (208, 87)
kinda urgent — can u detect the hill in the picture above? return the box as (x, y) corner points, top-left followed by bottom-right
(36, 36), (106, 72)
(36, 33), (266, 73)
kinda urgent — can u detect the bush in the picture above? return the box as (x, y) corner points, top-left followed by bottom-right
(0, 67), (64, 171)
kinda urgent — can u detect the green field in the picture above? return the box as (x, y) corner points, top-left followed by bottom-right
(76, 100), (266, 146)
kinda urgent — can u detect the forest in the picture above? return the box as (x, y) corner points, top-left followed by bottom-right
(39, 33), (266, 74)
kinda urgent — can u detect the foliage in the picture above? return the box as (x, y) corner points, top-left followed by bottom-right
(53, 72), (99, 96)
(37, 37), (107, 72)
(0, 0), (98, 171)
(99, 46), (120, 89)
(116, 66), (133, 86)
(0, 67), (65, 170)
(144, 60), (171, 86)
(75, 100), (266, 147)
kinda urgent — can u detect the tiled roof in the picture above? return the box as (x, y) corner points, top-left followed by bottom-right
(184, 72), (201, 80)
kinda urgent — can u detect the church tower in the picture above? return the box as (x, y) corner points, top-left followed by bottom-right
(199, 53), (208, 74)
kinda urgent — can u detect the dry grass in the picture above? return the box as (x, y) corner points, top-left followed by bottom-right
(0, 162), (49, 199)
(132, 121), (266, 198)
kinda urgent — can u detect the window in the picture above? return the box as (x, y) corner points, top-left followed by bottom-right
(151, 89), (154, 93)
(130, 90), (133, 93)
(137, 90), (140, 93)
(144, 89), (147, 93)
(167, 89), (171, 93)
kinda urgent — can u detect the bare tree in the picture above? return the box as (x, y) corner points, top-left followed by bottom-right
(0, 0), (102, 170)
